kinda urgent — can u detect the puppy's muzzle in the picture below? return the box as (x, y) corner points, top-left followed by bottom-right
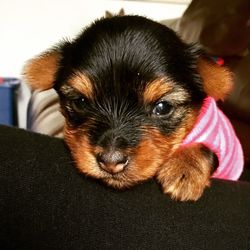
(97, 150), (129, 174)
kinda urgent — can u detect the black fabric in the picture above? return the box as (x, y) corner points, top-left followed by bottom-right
(0, 125), (250, 250)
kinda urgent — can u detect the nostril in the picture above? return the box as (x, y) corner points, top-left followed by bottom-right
(96, 153), (105, 164)
(97, 151), (129, 174)
(116, 157), (129, 166)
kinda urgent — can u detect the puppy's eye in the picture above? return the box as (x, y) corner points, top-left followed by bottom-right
(152, 101), (173, 116)
(71, 97), (85, 112)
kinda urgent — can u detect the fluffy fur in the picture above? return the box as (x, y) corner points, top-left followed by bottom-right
(23, 15), (233, 201)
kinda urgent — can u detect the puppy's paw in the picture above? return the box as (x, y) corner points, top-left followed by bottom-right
(156, 144), (214, 201)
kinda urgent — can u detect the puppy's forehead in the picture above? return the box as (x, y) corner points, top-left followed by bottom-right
(57, 16), (204, 102)
(66, 71), (190, 107)
(65, 71), (162, 102)
(64, 16), (190, 81)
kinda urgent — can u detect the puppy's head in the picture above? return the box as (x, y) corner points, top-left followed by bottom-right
(24, 16), (233, 188)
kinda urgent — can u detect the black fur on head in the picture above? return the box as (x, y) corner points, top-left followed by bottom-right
(56, 15), (204, 94)
(54, 16), (205, 148)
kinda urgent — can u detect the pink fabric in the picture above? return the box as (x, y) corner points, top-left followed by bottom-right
(182, 97), (244, 180)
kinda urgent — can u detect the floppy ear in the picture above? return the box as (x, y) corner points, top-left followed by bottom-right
(197, 58), (233, 101)
(23, 49), (61, 91)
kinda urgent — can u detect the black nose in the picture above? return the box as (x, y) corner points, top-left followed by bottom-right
(97, 151), (129, 174)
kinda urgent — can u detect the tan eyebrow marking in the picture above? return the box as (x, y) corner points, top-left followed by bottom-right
(143, 78), (173, 104)
(68, 72), (94, 100)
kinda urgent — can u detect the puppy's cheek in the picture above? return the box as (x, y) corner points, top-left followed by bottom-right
(127, 128), (184, 182)
(131, 137), (170, 180)
(131, 111), (199, 181)
(64, 126), (102, 179)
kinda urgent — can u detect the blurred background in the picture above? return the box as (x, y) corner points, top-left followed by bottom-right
(0, 0), (189, 77)
(0, 0), (190, 128)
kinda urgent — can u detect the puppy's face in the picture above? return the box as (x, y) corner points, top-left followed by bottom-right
(24, 16), (232, 189)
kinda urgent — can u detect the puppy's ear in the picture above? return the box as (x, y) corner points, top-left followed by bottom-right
(23, 49), (61, 91)
(197, 58), (233, 101)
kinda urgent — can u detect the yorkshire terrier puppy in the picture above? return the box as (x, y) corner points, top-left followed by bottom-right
(24, 16), (243, 201)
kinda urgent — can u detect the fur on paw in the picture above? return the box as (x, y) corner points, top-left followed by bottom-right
(156, 144), (212, 201)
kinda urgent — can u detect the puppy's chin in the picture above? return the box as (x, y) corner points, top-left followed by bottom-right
(102, 176), (135, 190)
(74, 157), (158, 190)
(98, 171), (147, 190)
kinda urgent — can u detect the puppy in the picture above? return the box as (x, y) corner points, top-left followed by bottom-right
(23, 15), (244, 201)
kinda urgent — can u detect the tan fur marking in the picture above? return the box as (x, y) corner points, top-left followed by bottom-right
(197, 58), (233, 101)
(156, 144), (211, 201)
(68, 73), (94, 100)
(64, 122), (100, 177)
(23, 51), (60, 90)
(143, 79), (173, 104)
(123, 109), (199, 188)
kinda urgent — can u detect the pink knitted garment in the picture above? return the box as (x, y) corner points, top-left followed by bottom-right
(182, 97), (244, 180)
